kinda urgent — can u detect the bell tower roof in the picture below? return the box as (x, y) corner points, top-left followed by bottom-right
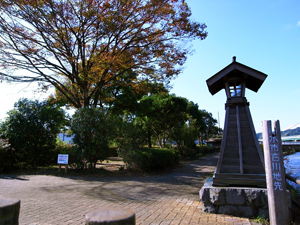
(206, 57), (268, 95)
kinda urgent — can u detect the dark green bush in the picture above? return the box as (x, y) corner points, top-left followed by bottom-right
(0, 140), (16, 172)
(178, 146), (197, 159)
(282, 146), (300, 156)
(177, 145), (220, 160)
(108, 147), (118, 157)
(123, 148), (179, 171)
(195, 145), (220, 156)
(0, 99), (66, 168)
(71, 107), (110, 169)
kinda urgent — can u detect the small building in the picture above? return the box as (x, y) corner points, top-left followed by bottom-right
(205, 138), (222, 147)
(58, 133), (74, 144)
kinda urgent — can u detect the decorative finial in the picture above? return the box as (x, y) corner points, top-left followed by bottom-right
(233, 56), (236, 62)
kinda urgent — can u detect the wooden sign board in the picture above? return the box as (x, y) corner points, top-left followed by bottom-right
(262, 120), (289, 225)
(57, 154), (69, 165)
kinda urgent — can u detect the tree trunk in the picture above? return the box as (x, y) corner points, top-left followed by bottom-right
(147, 134), (152, 148)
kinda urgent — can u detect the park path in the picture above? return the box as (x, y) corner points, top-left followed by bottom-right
(0, 154), (258, 225)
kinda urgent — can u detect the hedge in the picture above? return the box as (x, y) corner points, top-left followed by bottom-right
(123, 148), (179, 171)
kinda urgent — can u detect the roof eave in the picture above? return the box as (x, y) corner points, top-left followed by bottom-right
(206, 61), (268, 95)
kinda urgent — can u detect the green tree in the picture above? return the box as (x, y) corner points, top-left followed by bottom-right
(110, 80), (169, 115)
(1, 98), (66, 168)
(0, 0), (207, 108)
(186, 102), (207, 144)
(171, 107), (221, 146)
(71, 107), (112, 169)
(137, 93), (188, 148)
(168, 101), (206, 157)
(200, 110), (221, 141)
(114, 114), (148, 160)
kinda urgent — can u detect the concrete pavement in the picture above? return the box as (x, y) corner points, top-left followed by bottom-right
(0, 154), (260, 225)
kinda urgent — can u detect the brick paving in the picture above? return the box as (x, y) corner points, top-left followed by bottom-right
(0, 154), (260, 225)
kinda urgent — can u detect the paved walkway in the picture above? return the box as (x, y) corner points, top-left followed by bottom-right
(0, 154), (259, 225)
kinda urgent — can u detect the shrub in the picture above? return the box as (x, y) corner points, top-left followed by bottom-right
(0, 99), (66, 168)
(177, 145), (220, 160)
(71, 107), (110, 169)
(282, 146), (300, 156)
(108, 147), (118, 157)
(115, 118), (147, 154)
(123, 148), (179, 172)
(195, 145), (220, 156)
(177, 145), (197, 159)
(0, 139), (16, 172)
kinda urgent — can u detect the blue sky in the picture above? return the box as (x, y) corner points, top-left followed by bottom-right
(0, 0), (299, 133)
(170, 0), (300, 133)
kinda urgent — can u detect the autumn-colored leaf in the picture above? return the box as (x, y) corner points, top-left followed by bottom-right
(0, 0), (207, 108)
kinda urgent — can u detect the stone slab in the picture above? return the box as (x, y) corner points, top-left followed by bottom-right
(200, 177), (270, 218)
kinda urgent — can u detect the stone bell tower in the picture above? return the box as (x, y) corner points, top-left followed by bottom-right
(206, 57), (267, 187)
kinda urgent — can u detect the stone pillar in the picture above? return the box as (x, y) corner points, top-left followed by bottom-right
(85, 207), (135, 225)
(0, 198), (20, 225)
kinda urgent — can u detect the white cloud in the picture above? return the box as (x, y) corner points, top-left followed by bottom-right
(297, 21), (300, 26)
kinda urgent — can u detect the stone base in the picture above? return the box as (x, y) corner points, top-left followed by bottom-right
(199, 177), (269, 218)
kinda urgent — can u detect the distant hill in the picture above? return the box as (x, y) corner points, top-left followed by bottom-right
(257, 125), (300, 140)
(282, 127), (300, 136)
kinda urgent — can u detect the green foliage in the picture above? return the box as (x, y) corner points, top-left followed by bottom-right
(111, 89), (221, 152)
(107, 147), (118, 157)
(177, 146), (197, 159)
(196, 145), (220, 156)
(122, 148), (179, 172)
(282, 146), (300, 156)
(0, 0), (207, 108)
(0, 139), (16, 172)
(170, 116), (198, 158)
(110, 81), (168, 115)
(115, 116), (148, 156)
(286, 182), (300, 203)
(0, 98), (66, 168)
(71, 107), (111, 169)
(177, 145), (220, 160)
(200, 110), (222, 140)
(253, 216), (269, 225)
(137, 93), (188, 148)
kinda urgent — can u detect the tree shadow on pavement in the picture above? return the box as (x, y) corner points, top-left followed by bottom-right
(40, 153), (219, 203)
(0, 175), (29, 181)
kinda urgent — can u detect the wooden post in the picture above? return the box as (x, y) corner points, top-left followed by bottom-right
(262, 120), (290, 225)
(0, 198), (20, 224)
(58, 164), (68, 174)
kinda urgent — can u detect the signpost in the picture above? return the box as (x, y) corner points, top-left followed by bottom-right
(262, 120), (290, 225)
(57, 154), (69, 174)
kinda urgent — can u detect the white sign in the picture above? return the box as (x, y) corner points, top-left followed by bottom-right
(57, 154), (69, 164)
